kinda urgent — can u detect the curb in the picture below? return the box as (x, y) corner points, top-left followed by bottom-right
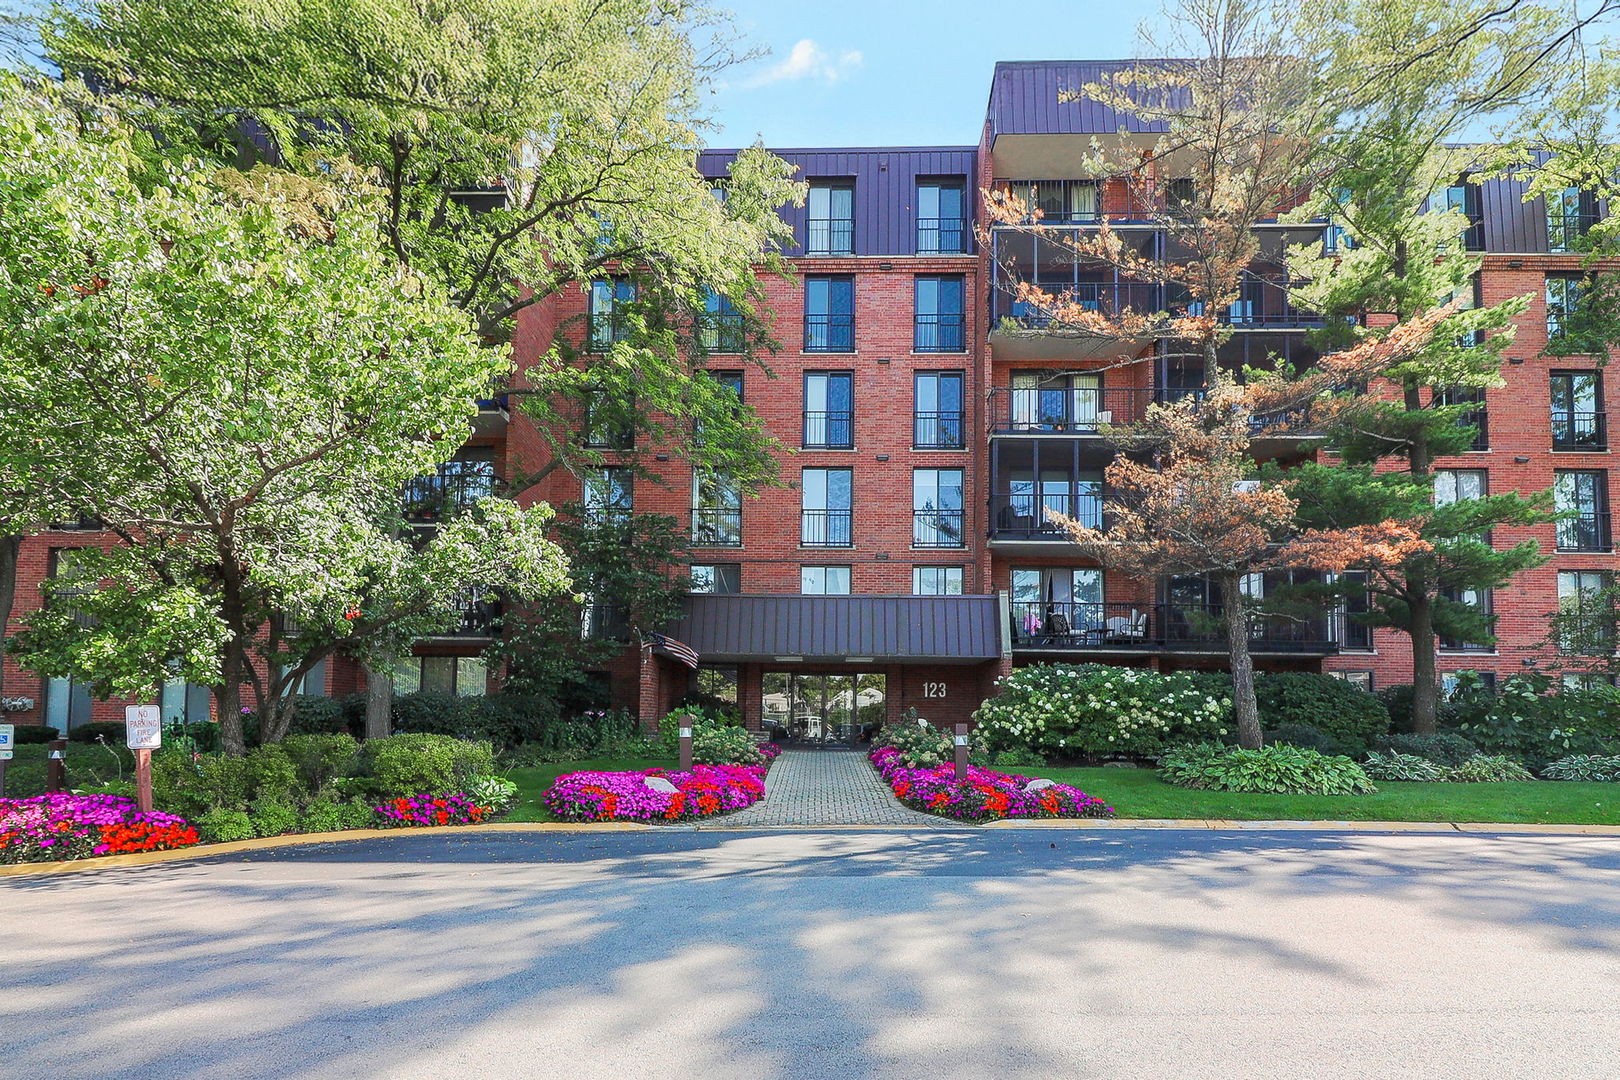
(0, 820), (656, 877)
(978, 817), (1620, 835)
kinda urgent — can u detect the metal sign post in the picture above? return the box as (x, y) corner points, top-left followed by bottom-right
(678, 725), (694, 773)
(0, 723), (12, 798)
(125, 705), (162, 813)
(954, 723), (970, 780)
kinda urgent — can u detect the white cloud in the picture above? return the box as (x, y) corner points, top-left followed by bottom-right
(745, 39), (863, 87)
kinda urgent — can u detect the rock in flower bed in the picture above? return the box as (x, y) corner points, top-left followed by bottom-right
(543, 760), (774, 822)
(868, 746), (1115, 822)
(0, 793), (201, 863)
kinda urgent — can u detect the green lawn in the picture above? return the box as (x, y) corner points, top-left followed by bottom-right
(1025, 766), (1620, 825)
(502, 757), (675, 822)
(1, 741), (133, 798)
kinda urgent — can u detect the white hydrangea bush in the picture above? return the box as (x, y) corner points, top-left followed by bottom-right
(973, 664), (1231, 758)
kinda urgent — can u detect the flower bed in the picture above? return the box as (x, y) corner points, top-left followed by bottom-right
(0, 794), (201, 863)
(868, 746), (1115, 822)
(374, 793), (494, 827)
(543, 762), (772, 822)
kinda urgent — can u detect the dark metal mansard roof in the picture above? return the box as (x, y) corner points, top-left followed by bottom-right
(671, 594), (1005, 665)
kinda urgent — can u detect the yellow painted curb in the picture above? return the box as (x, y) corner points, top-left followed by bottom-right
(0, 819), (656, 878)
(979, 817), (1620, 834)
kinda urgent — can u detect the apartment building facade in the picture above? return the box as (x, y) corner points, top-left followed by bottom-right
(3, 59), (1613, 739)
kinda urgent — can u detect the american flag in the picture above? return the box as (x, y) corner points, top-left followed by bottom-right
(647, 631), (700, 669)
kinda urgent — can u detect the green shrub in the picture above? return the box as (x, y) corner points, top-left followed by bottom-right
(1450, 755), (1536, 783)
(286, 694), (361, 736)
(1377, 682), (1484, 732)
(1372, 732), (1480, 767)
(973, 664), (1229, 758)
(656, 709), (769, 766)
(1159, 743), (1377, 795)
(466, 775), (519, 811)
(1541, 754), (1620, 782)
(247, 799), (300, 838)
(67, 721), (129, 745)
(279, 733), (360, 792)
(243, 745), (302, 805)
(1456, 674), (1620, 767)
(1362, 751), (1451, 782)
(152, 750), (253, 818)
(196, 808), (254, 843)
(337, 800), (377, 830)
(992, 748), (1047, 769)
(360, 733), (496, 798)
(872, 715), (954, 769)
(1252, 673), (1389, 753)
(13, 725), (59, 744)
(1265, 723), (1354, 758)
(298, 798), (346, 833)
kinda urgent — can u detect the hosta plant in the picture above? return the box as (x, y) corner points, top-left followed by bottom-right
(1362, 751), (1451, 782)
(1540, 755), (1620, 782)
(1158, 743), (1376, 796)
(1449, 755), (1536, 783)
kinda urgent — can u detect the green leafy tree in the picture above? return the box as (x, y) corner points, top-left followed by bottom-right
(1278, 0), (1596, 731)
(0, 82), (569, 752)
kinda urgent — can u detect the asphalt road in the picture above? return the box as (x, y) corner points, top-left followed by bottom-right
(5, 827), (1620, 1080)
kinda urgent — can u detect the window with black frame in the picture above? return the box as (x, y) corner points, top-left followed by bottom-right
(698, 289), (747, 353)
(1434, 385), (1489, 450)
(1555, 470), (1611, 551)
(404, 448), (497, 522)
(689, 564), (742, 594)
(806, 180), (855, 255)
(1558, 570), (1615, 654)
(582, 386), (634, 449)
(912, 468), (964, 548)
(914, 276), (965, 352)
(801, 468), (853, 547)
(582, 467), (633, 523)
(804, 276), (855, 352)
(1438, 587), (1493, 652)
(587, 278), (635, 351)
(803, 371), (854, 448)
(1547, 275), (1582, 338)
(1548, 186), (1599, 253)
(913, 371), (965, 448)
(1550, 371), (1606, 450)
(691, 470), (742, 547)
(916, 180), (966, 253)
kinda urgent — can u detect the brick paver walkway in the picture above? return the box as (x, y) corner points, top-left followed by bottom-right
(715, 749), (954, 828)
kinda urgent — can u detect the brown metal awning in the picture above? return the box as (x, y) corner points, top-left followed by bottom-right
(671, 594), (1005, 665)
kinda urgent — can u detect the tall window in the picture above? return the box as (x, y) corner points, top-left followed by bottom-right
(1555, 470), (1610, 551)
(916, 180), (966, 253)
(160, 679), (215, 723)
(587, 278), (635, 351)
(801, 468), (853, 547)
(913, 371), (965, 448)
(695, 370), (743, 447)
(1166, 177), (1197, 212)
(1438, 587), (1493, 652)
(804, 275), (855, 352)
(806, 180), (854, 255)
(801, 565), (852, 594)
(913, 468), (965, 548)
(1551, 371), (1605, 450)
(1558, 569), (1614, 654)
(698, 289), (747, 353)
(803, 371), (854, 448)
(1428, 181), (1483, 251)
(912, 566), (964, 595)
(582, 467), (633, 522)
(1336, 570), (1373, 651)
(1547, 275), (1582, 338)
(405, 449), (497, 522)
(1434, 385), (1489, 450)
(914, 276), (966, 352)
(393, 656), (487, 696)
(692, 471), (742, 546)
(583, 387), (634, 449)
(1548, 186), (1597, 253)
(690, 564), (742, 594)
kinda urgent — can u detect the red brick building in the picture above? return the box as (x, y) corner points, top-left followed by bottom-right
(4, 59), (1613, 739)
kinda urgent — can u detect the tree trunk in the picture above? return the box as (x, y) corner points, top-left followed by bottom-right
(1218, 572), (1262, 749)
(363, 659), (393, 741)
(0, 533), (19, 700)
(1408, 592), (1440, 734)
(216, 644), (247, 756)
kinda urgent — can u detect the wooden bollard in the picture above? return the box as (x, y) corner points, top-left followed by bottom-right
(678, 723), (694, 773)
(954, 723), (970, 779)
(45, 739), (67, 793)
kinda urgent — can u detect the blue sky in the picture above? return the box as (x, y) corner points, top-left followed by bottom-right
(706, 1), (1145, 149)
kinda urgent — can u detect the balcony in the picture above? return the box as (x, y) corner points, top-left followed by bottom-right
(426, 593), (503, 639)
(990, 491), (1104, 543)
(691, 508), (742, 547)
(805, 217), (854, 257)
(990, 385), (1154, 434)
(472, 392), (509, 438)
(917, 217), (967, 255)
(801, 508), (853, 548)
(1011, 601), (1340, 655)
(913, 411), (966, 449)
(404, 469), (496, 524)
(1553, 412), (1607, 452)
(804, 313), (854, 353)
(1558, 514), (1612, 553)
(914, 313), (966, 353)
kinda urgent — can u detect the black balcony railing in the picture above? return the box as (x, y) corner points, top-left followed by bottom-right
(990, 386), (1155, 433)
(450, 596), (503, 637)
(1553, 412), (1607, 451)
(991, 491), (1105, 540)
(806, 217), (854, 255)
(1549, 210), (1599, 253)
(582, 603), (630, 642)
(803, 410), (854, 448)
(801, 508), (853, 547)
(697, 313), (747, 353)
(917, 217), (967, 254)
(804, 313), (855, 352)
(1010, 601), (1339, 653)
(1559, 514), (1612, 553)
(588, 313), (630, 351)
(404, 471), (497, 522)
(692, 508), (742, 547)
(913, 411), (966, 448)
(913, 509), (965, 548)
(1183, 276), (1322, 328)
(914, 313), (966, 352)
(993, 281), (1160, 328)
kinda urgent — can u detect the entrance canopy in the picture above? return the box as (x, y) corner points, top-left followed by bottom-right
(673, 594), (1005, 665)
